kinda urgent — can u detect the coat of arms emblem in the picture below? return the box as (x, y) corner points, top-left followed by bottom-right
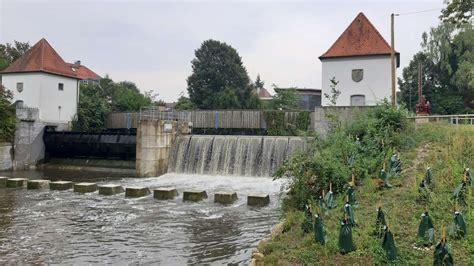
(352, 69), (363, 82)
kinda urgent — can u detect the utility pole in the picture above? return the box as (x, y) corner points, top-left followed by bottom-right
(390, 13), (397, 106)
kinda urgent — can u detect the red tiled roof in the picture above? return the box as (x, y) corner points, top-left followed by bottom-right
(258, 88), (272, 98)
(1, 38), (100, 80)
(319, 12), (394, 59)
(67, 63), (101, 80)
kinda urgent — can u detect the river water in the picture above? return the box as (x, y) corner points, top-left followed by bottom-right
(0, 170), (284, 264)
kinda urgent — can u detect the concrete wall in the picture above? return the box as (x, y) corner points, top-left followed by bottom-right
(136, 120), (179, 177)
(0, 142), (13, 171)
(2, 72), (78, 124)
(321, 55), (392, 106)
(313, 106), (373, 136)
(13, 108), (46, 170)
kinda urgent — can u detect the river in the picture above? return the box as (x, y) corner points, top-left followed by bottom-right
(0, 169), (284, 264)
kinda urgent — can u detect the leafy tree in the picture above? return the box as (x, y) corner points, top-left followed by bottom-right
(0, 85), (16, 140)
(187, 39), (257, 109)
(72, 77), (156, 132)
(399, 21), (473, 114)
(0, 41), (31, 70)
(271, 87), (298, 110)
(440, 0), (473, 27)
(174, 96), (196, 110)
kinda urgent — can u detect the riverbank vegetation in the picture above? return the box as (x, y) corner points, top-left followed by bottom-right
(260, 105), (474, 264)
(0, 86), (16, 141)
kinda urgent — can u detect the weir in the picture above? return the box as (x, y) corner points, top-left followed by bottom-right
(168, 135), (307, 177)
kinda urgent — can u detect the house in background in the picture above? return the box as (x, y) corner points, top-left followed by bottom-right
(0, 38), (100, 129)
(275, 88), (322, 111)
(319, 12), (399, 106)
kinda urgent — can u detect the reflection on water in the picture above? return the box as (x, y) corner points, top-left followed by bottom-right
(0, 170), (283, 264)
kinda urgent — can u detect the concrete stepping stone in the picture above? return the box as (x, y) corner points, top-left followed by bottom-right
(99, 184), (124, 195)
(6, 178), (28, 188)
(153, 187), (178, 200)
(0, 176), (8, 187)
(183, 190), (208, 202)
(214, 192), (238, 205)
(27, 180), (50, 190)
(247, 194), (270, 207)
(74, 182), (98, 193)
(50, 181), (73, 191)
(125, 187), (151, 198)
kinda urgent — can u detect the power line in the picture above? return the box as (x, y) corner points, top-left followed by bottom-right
(397, 8), (443, 16)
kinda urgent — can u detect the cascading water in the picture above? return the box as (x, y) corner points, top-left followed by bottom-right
(168, 135), (307, 177)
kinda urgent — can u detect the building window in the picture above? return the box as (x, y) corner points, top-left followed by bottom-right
(17, 82), (24, 93)
(350, 94), (366, 106)
(58, 83), (64, 91)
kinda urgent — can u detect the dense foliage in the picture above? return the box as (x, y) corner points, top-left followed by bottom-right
(187, 39), (261, 109)
(72, 76), (154, 132)
(274, 103), (411, 210)
(398, 19), (473, 114)
(174, 96), (196, 110)
(0, 86), (16, 141)
(264, 110), (311, 136)
(0, 41), (30, 71)
(440, 0), (473, 27)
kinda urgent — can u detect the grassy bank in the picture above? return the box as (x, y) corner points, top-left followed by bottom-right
(260, 123), (473, 264)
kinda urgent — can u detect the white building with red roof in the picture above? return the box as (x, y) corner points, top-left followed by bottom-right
(0, 38), (100, 126)
(319, 12), (399, 106)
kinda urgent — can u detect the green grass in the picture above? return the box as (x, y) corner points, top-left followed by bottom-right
(260, 123), (474, 265)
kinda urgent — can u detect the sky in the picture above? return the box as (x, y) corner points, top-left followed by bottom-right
(0, 0), (445, 102)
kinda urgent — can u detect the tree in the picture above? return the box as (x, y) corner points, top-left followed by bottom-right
(0, 41), (31, 70)
(271, 87), (298, 110)
(72, 77), (156, 132)
(174, 96), (196, 110)
(440, 0), (473, 27)
(187, 39), (257, 109)
(0, 85), (16, 140)
(398, 21), (473, 114)
(255, 74), (265, 91)
(324, 77), (341, 106)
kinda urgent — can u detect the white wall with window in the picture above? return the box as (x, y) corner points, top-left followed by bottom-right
(321, 55), (392, 106)
(1, 72), (78, 125)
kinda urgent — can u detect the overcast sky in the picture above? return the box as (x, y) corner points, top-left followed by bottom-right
(0, 0), (445, 102)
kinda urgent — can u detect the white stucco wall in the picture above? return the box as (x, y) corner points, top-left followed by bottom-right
(2, 72), (78, 124)
(321, 55), (392, 106)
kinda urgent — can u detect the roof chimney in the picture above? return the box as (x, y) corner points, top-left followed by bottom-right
(74, 60), (81, 65)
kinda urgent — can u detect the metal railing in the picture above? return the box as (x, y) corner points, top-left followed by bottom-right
(407, 114), (474, 125)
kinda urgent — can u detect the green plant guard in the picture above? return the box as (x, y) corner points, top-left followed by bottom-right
(324, 186), (336, 209)
(317, 194), (328, 216)
(389, 153), (401, 175)
(347, 186), (357, 205)
(433, 231), (453, 266)
(374, 206), (386, 238)
(301, 204), (313, 234)
(423, 167), (434, 188)
(418, 211), (435, 246)
(448, 211), (466, 239)
(464, 168), (471, 187)
(313, 214), (326, 245)
(452, 179), (467, 205)
(343, 202), (356, 226)
(338, 217), (355, 254)
(379, 168), (392, 188)
(381, 226), (397, 261)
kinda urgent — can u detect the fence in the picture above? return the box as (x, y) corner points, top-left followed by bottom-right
(407, 114), (474, 125)
(106, 108), (314, 130)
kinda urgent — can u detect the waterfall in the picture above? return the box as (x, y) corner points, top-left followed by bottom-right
(168, 135), (307, 177)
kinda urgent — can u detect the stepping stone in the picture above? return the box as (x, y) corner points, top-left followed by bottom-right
(50, 181), (73, 191)
(153, 187), (178, 200)
(99, 184), (124, 195)
(6, 178), (28, 188)
(0, 177), (8, 188)
(74, 182), (98, 193)
(247, 194), (270, 207)
(27, 180), (50, 190)
(214, 192), (238, 205)
(125, 187), (151, 198)
(183, 190), (208, 202)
